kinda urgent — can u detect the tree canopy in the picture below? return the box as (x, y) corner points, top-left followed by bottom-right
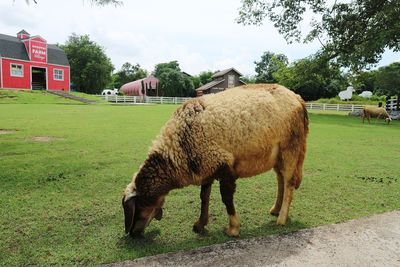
(237, 0), (400, 71)
(375, 62), (400, 97)
(153, 61), (195, 97)
(61, 34), (114, 94)
(273, 56), (347, 101)
(254, 51), (288, 83)
(112, 62), (147, 89)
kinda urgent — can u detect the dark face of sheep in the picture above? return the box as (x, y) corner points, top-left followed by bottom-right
(122, 192), (164, 238)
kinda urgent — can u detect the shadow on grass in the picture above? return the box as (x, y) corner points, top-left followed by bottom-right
(114, 218), (314, 266)
(116, 216), (311, 260)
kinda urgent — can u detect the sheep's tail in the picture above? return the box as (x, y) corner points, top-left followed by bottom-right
(294, 100), (309, 189)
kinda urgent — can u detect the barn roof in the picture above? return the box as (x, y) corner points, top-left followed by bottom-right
(195, 79), (225, 91)
(212, 67), (243, 78)
(17, 29), (30, 35)
(0, 33), (69, 66)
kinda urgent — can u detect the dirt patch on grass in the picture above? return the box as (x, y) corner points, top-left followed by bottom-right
(32, 136), (65, 142)
(0, 129), (18, 134)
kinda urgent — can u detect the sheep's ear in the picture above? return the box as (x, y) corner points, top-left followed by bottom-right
(122, 195), (136, 234)
(154, 208), (163, 221)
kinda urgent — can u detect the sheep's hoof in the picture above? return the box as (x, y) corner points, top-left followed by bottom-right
(276, 217), (287, 226)
(224, 226), (240, 237)
(269, 207), (280, 217)
(192, 222), (207, 235)
(130, 232), (145, 239)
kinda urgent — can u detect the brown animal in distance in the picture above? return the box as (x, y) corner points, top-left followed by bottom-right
(362, 105), (392, 124)
(122, 84), (309, 238)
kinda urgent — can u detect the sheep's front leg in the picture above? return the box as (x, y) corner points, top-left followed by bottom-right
(193, 182), (212, 234)
(220, 177), (240, 237)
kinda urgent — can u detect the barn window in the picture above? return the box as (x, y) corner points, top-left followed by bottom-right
(10, 64), (23, 77)
(228, 75), (235, 88)
(54, 69), (64, 81)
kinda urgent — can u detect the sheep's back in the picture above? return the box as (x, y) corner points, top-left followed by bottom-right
(197, 85), (306, 153)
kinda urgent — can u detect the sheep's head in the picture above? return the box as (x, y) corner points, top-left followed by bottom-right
(385, 117), (392, 124)
(122, 189), (164, 238)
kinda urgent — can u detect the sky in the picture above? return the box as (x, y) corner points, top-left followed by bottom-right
(1, 0), (399, 76)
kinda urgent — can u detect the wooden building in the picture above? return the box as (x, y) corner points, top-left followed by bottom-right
(195, 68), (245, 96)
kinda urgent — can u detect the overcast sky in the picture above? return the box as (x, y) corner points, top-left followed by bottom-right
(1, 0), (399, 76)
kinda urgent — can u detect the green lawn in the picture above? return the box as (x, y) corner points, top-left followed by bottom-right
(0, 103), (399, 266)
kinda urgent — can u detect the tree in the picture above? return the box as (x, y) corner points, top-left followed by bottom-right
(375, 63), (400, 98)
(273, 56), (347, 101)
(352, 71), (378, 94)
(198, 71), (214, 86)
(254, 51), (288, 83)
(237, 0), (400, 71)
(61, 34), (114, 94)
(112, 62), (147, 89)
(153, 61), (195, 97)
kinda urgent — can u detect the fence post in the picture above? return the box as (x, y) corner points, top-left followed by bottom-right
(323, 104), (326, 110)
(161, 97), (163, 104)
(337, 104), (339, 111)
(351, 105), (354, 112)
(115, 96), (117, 103)
(124, 96), (126, 103)
(310, 103), (313, 110)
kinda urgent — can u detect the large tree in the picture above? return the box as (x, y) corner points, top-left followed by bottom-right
(153, 61), (195, 97)
(254, 51), (288, 83)
(273, 56), (347, 101)
(61, 34), (114, 94)
(112, 62), (147, 89)
(375, 62), (400, 99)
(237, 0), (400, 71)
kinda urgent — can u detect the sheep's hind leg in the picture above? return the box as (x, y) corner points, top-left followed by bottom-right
(193, 182), (212, 234)
(219, 176), (240, 237)
(270, 168), (284, 216)
(276, 151), (297, 225)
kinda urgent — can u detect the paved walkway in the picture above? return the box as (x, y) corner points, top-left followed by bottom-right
(105, 211), (400, 267)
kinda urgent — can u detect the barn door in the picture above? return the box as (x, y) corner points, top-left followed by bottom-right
(31, 67), (47, 90)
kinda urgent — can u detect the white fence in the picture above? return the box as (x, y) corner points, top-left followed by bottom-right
(306, 103), (364, 112)
(98, 95), (398, 111)
(386, 98), (399, 111)
(98, 95), (192, 104)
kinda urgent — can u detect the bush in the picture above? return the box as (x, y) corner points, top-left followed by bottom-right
(315, 95), (385, 104)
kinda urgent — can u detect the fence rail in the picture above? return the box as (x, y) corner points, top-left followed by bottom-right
(97, 95), (192, 104)
(98, 95), (398, 111)
(305, 103), (364, 112)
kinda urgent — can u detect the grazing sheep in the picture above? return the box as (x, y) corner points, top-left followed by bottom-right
(362, 105), (392, 124)
(122, 84), (309, 238)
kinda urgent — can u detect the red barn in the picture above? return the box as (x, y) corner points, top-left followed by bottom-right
(0, 30), (70, 91)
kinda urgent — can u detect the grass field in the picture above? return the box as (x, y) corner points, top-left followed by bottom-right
(1, 102), (399, 266)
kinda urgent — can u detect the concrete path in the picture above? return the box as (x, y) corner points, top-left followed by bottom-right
(105, 211), (400, 267)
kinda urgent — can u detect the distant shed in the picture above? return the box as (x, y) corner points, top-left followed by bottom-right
(120, 76), (159, 96)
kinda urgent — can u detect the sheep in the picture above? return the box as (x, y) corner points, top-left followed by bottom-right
(362, 105), (392, 124)
(122, 84), (309, 238)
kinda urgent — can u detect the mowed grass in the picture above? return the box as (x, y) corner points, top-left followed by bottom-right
(0, 103), (399, 266)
